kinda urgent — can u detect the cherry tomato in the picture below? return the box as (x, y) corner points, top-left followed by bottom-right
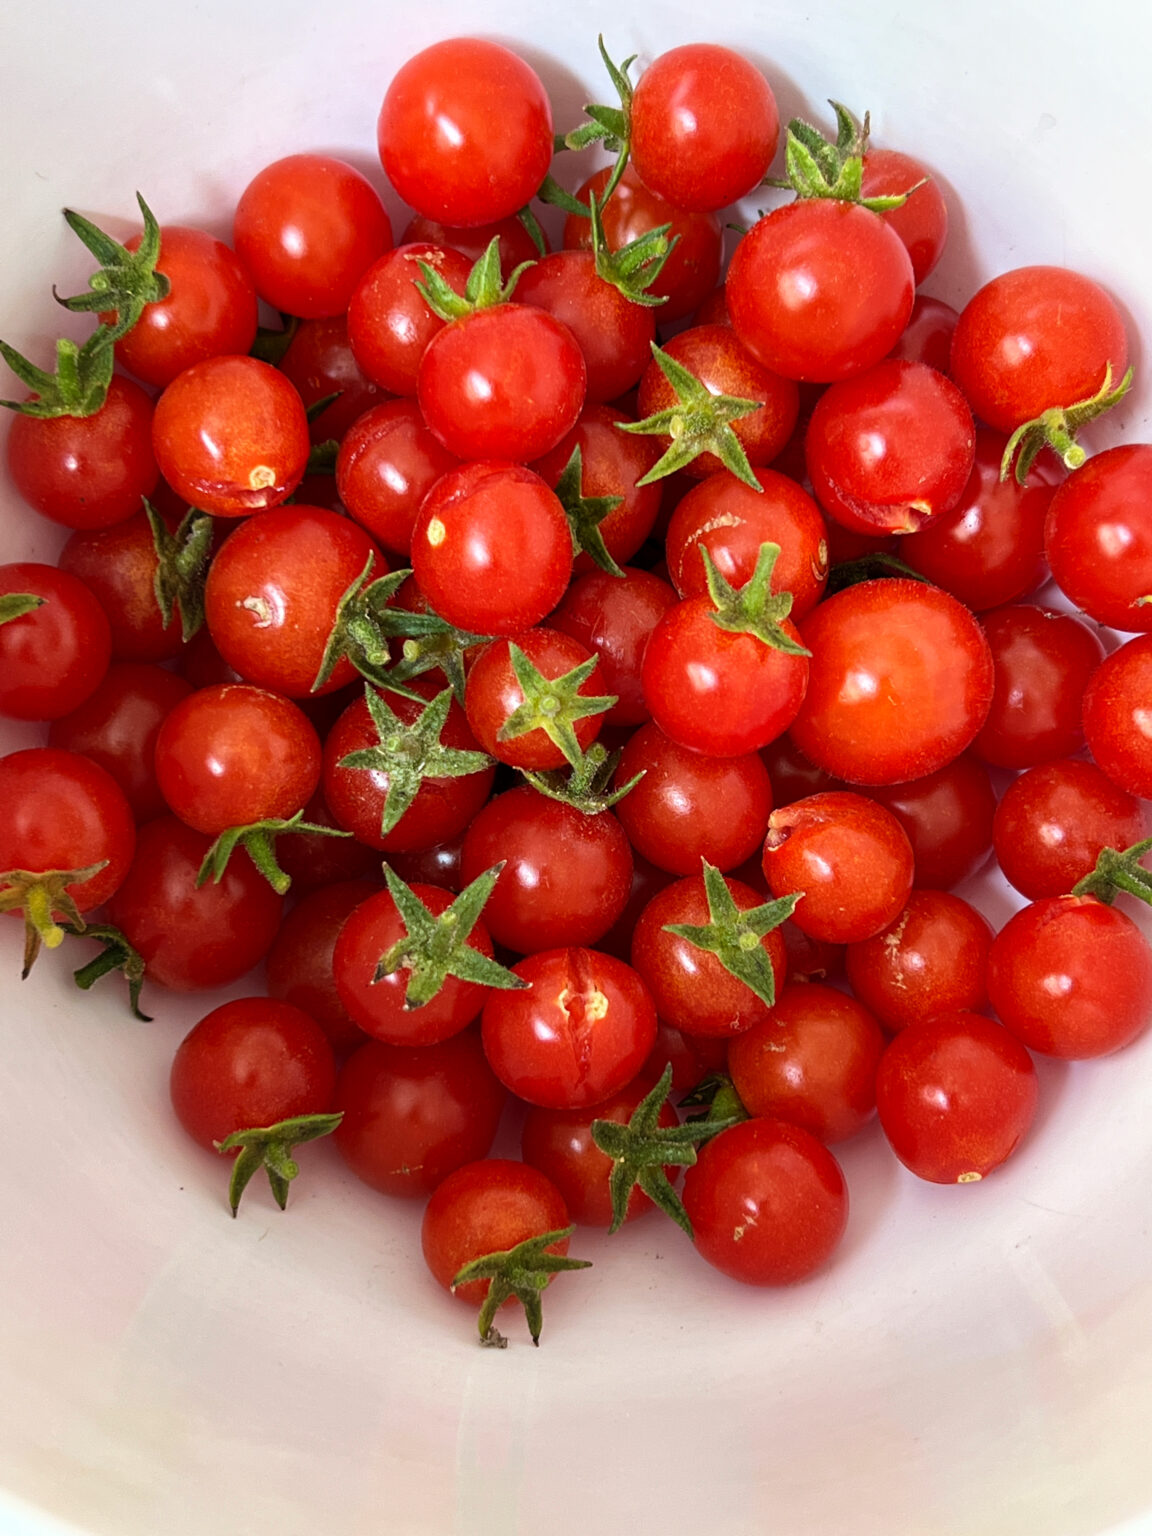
(0, 562), (111, 721)
(1044, 444), (1152, 632)
(277, 313), (389, 445)
(682, 1118), (849, 1285)
(549, 566), (677, 724)
(264, 879), (378, 1053)
(335, 400), (460, 556)
(58, 504), (185, 663)
(861, 148), (949, 284)
(845, 889), (994, 1032)
(463, 627), (610, 771)
(347, 242), (473, 396)
(1082, 635), (1152, 800)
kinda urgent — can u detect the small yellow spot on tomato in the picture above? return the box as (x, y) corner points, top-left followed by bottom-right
(426, 517), (447, 547)
(249, 464), (276, 490)
(957, 1171), (983, 1183)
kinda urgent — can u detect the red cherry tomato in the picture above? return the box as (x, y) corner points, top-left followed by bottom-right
(0, 562), (112, 721)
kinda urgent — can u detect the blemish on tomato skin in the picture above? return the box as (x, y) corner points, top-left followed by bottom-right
(249, 464), (277, 490)
(957, 1171), (982, 1183)
(426, 516), (447, 547)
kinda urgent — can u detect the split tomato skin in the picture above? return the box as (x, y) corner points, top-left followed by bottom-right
(875, 1011), (1038, 1183)
(789, 579), (994, 786)
(682, 1118), (849, 1286)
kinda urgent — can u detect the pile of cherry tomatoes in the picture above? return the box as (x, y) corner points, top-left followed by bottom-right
(2, 35), (1151, 1345)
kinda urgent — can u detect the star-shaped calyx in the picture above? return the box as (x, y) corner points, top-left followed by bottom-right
(60, 918), (152, 1020)
(145, 499), (214, 643)
(215, 1111), (345, 1218)
(0, 861), (107, 977)
(1072, 834), (1152, 906)
(520, 740), (644, 816)
(498, 644), (617, 769)
(52, 192), (171, 343)
(196, 810), (353, 896)
(451, 1226), (593, 1348)
(662, 860), (800, 1009)
(373, 863), (527, 1010)
(702, 541), (811, 655)
(590, 1063), (744, 1238)
(552, 443), (625, 577)
(338, 685), (494, 840)
(618, 343), (765, 489)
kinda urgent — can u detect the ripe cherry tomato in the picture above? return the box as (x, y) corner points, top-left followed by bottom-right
(630, 43), (779, 213)
(1082, 635), (1152, 800)
(0, 562), (111, 721)
(549, 566), (677, 723)
(860, 148), (949, 284)
(264, 879), (378, 1053)
(463, 628), (609, 771)
(170, 996), (336, 1150)
(682, 1118), (849, 1285)
(335, 400), (461, 556)
(378, 39), (554, 227)
(58, 504), (185, 663)
(845, 889), (993, 1032)
(1043, 444), (1152, 632)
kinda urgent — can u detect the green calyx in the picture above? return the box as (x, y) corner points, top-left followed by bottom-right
(591, 1063), (743, 1239)
(498, 643), (617, 769)
(311, 555), (413, 695)
(451, 1225), (592, 1347)
(382, 611), (494, 706)
(553, 443), (625, 577)
(415, 236), (534, 321)
(1000, 363), (1135, 484)
(521, 740), (644, 816)
(146, 499), (214, 643)
(60, 919), (152, 1020)
(558, 36), (635, 207)
(587, 189), (674, 308)
(766, 102), (923, 209)
(196, 811), (353, 897)
(703, 542), (811, 654)
(0, 862), (108, 977)
(663, 859), (800, 1009)
(53, 192), (170, 343)
(0, 327), (115, 418)
(1071, 835), (1152, 905)
(825, 550), (931, 595)
(680, 1071), (752, 1137)
(618, 344), (765, 489)
(373, 862), (527, 1009)
(0, 594), (45, 626)
(338, 684), (494, 839)
(215, 1111), (344, 1218)
(249, 314), (299, 366)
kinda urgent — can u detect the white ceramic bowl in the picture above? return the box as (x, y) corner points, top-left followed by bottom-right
(3, 3), (1152, 1533)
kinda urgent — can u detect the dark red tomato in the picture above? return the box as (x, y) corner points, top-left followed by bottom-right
(789, 579), (994, 785)
(6, 374), (158, 530)
(411, 461), (572, 636)
(388, 832), (466, 894)
(805, 359), (975, 535)
(970, 604), (1104, 769)
(992, 759), (1149, 901)
(630, 43), (779, 212)
(860, 149), (949, 284)
(763, 791), (914, 944)
(481, 947), (657, 1109)
(886, 294), (959, 373)
(463, 628), (610, 770)
(898, 428), (1058, 611)
(521, 1074), (681, 1228)
(682, 1118), (849, 1285)
(277, 314), (390, 446)
(203, 504), (386, 697)
(152, 355), (310, 517)
(459, 786), (633, 954)
(596, 852), (675, 965)
(550, 566), (677, 726)
(856, 752), (996, 890)
(780, 919), (845, 984)
(265, 879), (378, 1053)
(273, 787), (381, 895)
(347, 243), (474, 396)
(59, 504), (185, 663)
(378, 39), (553, 227)
(106, 815), (284, 990)
(1044, 445), (1152, 631)
(110, 225), (259, 389)
(421, 1159), (571, 1309)
(563, 164), (723, 323)
(950, 265), (1129, 432)
(727, 981), (885, 1143)
(48, 662), (193, 821)
(641, 597), (809, 758)
(322, 678), (495, 854)
(614, 722), (774, 875)
(760, 733), (843, 807)
(0, 746), (136, 915)
(639, 1018), (729, 1095)
(333, 881), (498, 1047)
(845, 889), (994, 1032)
(875, 1012), (1038, 1183)
(1082, 635), (1152, 800)
(530, 404), (664, 576)
(0, 562), (111, 721)
(664, 469), (828, 621)
(515, 250), (657, 404)
(987, 895), (1152, 1058)
(170, 996), (336, 1150)
(418, 303), (586, 464)
(726, 201), (915, 383)
(233, 154), (393, 319)
(333, 1029), (506, 1198)
(335, 399), (460, 556)
(630, 872), (788, 1039)
(401, 212), (546, 276)
(154, 683), (321, 836)
(635, 324), (800, 479)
